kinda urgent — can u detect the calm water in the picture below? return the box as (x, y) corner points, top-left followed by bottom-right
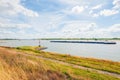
(0, 40), (120, 61)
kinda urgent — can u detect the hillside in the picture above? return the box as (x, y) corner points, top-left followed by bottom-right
(0, 46), (120, 80)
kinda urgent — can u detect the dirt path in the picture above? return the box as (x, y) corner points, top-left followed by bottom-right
(0, 47), (120, 79)
(23, 53), (120, 79)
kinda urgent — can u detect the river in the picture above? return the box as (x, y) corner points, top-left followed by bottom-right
(0, 40), (120, 62)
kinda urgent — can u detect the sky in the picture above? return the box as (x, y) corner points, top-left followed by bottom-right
(0, 0), (120, 39)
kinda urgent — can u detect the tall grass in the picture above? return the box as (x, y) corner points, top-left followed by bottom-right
(0, 50), (66, 80)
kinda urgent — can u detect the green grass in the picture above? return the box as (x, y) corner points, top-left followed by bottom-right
(16, 46), (39, 51)
(44, 59), (119, 80)
(16, 46), (120, 74)
(0, 47), (120, 80)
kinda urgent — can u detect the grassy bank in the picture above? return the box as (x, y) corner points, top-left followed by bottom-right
(16, 46), (120, 75)
(0, 46), (120, 80)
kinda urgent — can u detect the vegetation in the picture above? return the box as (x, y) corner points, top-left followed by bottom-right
(0, 46), (120, 80)
(0, 49), (66, 80)
(1, 38), (120, 40)
(16, 46), (120, 74)
(40, 38), (120, 40)
(16, 46), (39, 51)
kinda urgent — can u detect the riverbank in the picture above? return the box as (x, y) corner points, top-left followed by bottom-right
(16, 46), (120, 74)
(0, 40), (119, 61)
(0, 46), (120, 80)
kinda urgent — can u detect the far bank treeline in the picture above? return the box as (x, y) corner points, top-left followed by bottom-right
(40, 38), (120, 40)
(0, 38), (120, 40)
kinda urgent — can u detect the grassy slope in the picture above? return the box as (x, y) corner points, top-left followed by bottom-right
(0, 46), (119, 80)
(0, 50), (67, 80)
(16, 46), (120, 74)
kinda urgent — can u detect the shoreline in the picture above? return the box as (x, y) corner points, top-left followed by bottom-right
(1, 45), (119, 62)
(45, 50), (120, 62)
(15, 46), (120, 74)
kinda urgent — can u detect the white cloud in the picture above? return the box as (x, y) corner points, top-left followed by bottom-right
(89, 10), (99, 17)
(0, 0), (120, 38)
(1, 20), (120, 38)
(92, 14), (99, 17)
(0, 0), (38, 38)
(28, 13), (64, 33)
(90, 9), (119, 17)
(89, 1), (120, 17)
(49, 21), (120, 38)
(0, 22), (32, 39)
(58, 21), (98, 37)
(109, 24), (120, 32)
(71, 6), (84, 14)
(58, 0), (82, 5)
(91, 24), (120, 37)
(0, 0), (39, 17)
(100, 9), (119, 16)
(91, 4), (102, 10)
(113, 0), (120, 9)
(0, 22), (31, 29)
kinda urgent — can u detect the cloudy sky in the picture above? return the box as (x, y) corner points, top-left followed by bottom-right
(0, 0), (120, 39)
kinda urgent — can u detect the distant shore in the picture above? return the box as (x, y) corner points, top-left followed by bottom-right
(0, 38), (120, 40)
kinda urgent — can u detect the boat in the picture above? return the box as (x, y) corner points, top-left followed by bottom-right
(50, 41), (116, 44)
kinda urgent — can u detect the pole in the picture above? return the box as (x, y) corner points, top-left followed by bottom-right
(39, 39), (41, 47)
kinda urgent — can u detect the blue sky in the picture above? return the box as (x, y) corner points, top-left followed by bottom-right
(0, 0), (120, 39)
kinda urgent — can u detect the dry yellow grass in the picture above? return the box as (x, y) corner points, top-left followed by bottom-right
(0, 47), (66, 80)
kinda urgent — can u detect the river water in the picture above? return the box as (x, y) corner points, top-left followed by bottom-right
(0, 40), (120, 61)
